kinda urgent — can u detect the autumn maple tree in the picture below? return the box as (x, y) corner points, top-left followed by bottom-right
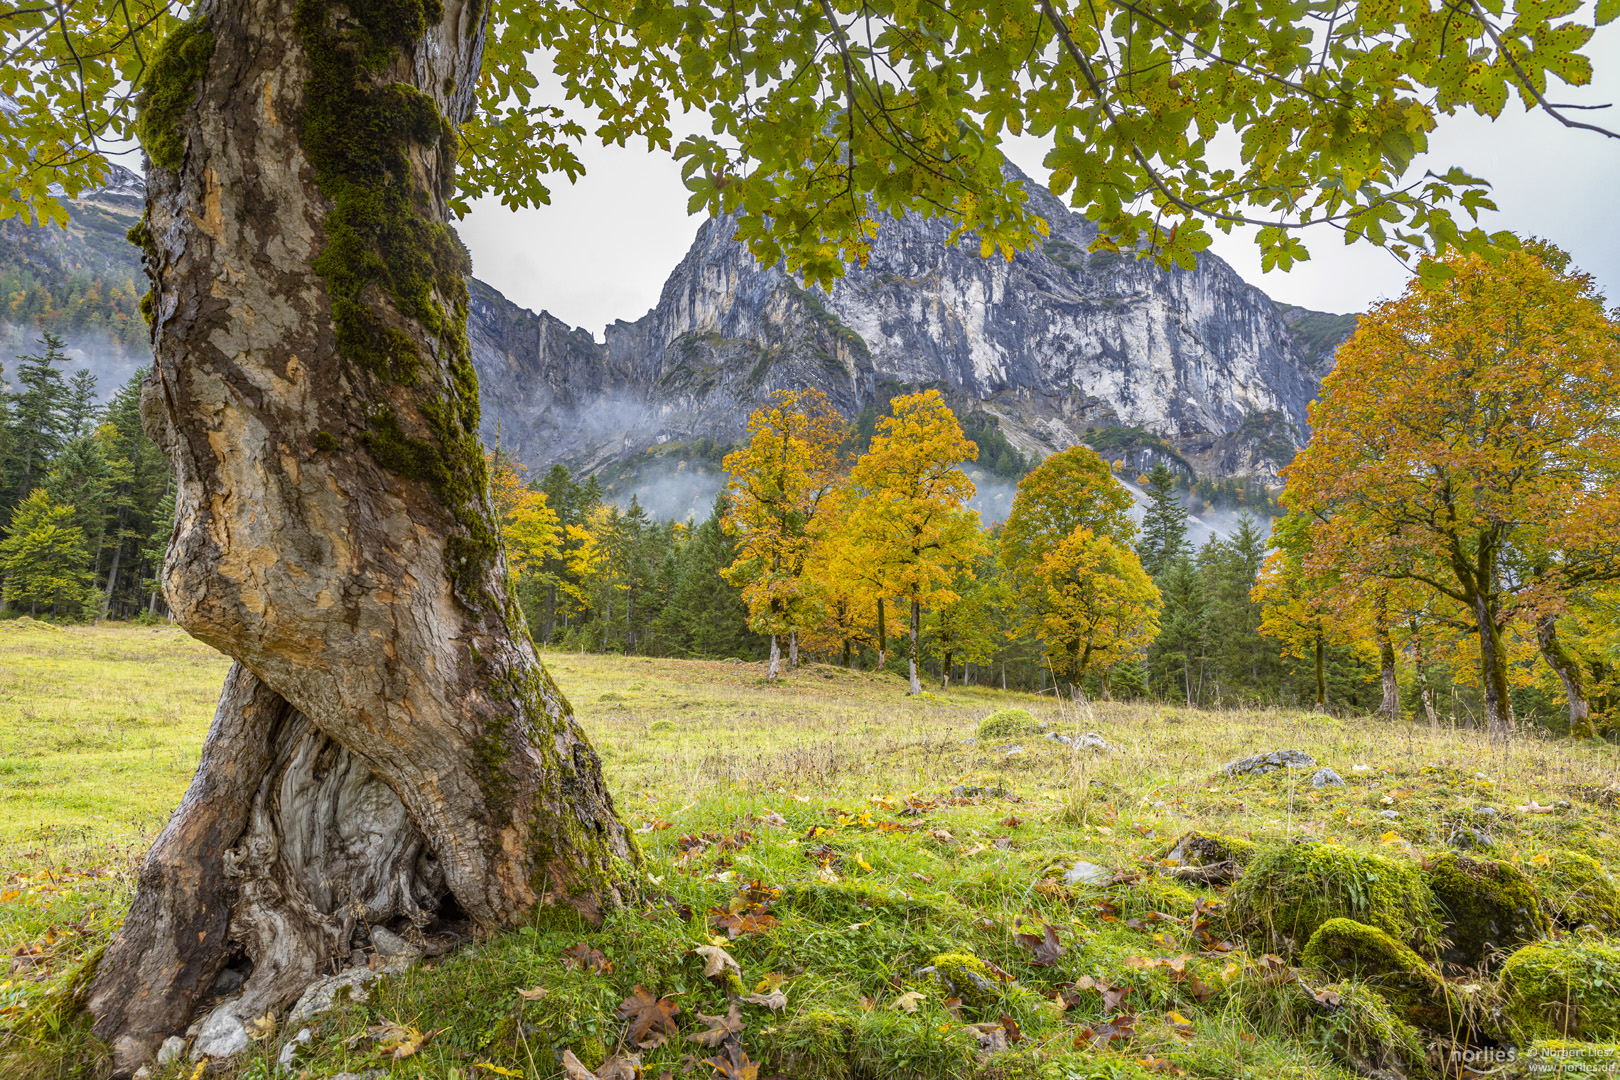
(1284, 242), (1620, 737)
(1252, 516), (1367, 711)
(488, 448), (562, 585)
(721, 389), (847, 681)
(11, 0), (1618, 1057)
(848, 391), (982, 695)
(1028, 527), (1161, 695)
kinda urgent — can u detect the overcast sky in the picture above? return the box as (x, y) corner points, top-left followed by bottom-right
(457, 30), (1620, 338)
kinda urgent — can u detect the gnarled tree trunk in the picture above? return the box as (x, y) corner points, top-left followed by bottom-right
(85, 0), (635, 1073)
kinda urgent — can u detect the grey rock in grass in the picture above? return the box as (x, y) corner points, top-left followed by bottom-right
(996, 744), (1026, 755)
(1222, 749), (1316, 777)
(278, 1028), (312, 1070)
(155, 1036), (187, 1065)
(286, 954), (412, 1025)
(1311, 768), (1344, 788)
(1448, 827), (1494, 851)
(1064, 861), (1113, 886)
(1378, 809), (1400, 821)
(191, 1005), (252, 1060)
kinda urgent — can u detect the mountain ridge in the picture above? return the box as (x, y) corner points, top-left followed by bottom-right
(3, 167), (1355, 499)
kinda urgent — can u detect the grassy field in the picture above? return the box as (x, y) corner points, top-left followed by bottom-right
(3, 623), (1620, 1079)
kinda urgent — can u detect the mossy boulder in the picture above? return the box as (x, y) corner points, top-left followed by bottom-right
(1230, 841), (1439, 952)
(1162, 830), (1258, 867)
(1313, 979), (1430, 1079)
(977, 708), (1041, 740)
(1424, 852), (1550, 966)
(1536, 851), (1620, 934)
(926, 952), (1001, 1015)
(1499, 940), (1620, 1040)
(1302, 918), (1462, 1031)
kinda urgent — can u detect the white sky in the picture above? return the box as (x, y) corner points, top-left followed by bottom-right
(457, 30), (1620, 337)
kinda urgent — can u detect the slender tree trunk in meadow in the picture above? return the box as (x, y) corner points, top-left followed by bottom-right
(908, 596), (922, 695)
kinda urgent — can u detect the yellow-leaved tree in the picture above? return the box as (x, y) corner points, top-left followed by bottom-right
(1000, 444), (1147, 697)
(848, 390), (983, 695)
(721, 388), (847, 681)
(1284, 242), (1620, 737)
(1028, 527), (1160, 693)
(488, 449), (562, 586)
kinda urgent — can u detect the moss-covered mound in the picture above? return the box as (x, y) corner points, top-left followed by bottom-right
(1499, 940), (1620, 1041)
(977, 708), (1040, 740)
(1302, 918), (1463, 1031)
(1536, 851), (1620, 934)
(1162, 830), (1259, 866)
(1424, 852), (1550, 966)
(1312, 979), (1430, 1078)
(1230, 841), (1439, 952)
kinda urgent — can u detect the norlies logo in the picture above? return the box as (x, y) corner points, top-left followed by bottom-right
(1455, 1044), (1620, 1077)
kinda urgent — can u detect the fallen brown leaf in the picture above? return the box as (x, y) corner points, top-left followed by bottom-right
(616, 985), (681, 1048)
(695, 944), (740, 979)
(562, 943), (613, 974)
(1014, 918), (1064, 967)
(686, 1004), (746, 1047)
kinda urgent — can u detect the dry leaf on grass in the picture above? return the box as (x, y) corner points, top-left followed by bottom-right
(368, 1021), (436, 1060)
(562, 1049), (644, 1080)
(243, 1012), (276, 1040)
(740, 988), (787, 1011)
(517, 985), (550, 1001)
(695, 944), (740, 978)
(1075, 1014), (1137, 1050)
(1013, 918), (1063, 967)
(616, 985), (682, 1048)
(703, 1041), (765, 1079)
(891, 991), (926, 1013)
(562, 943), (613, 974)
(686, 1004), (747, 1047)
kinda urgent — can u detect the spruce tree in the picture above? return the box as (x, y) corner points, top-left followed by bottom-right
(1148, 556), (1207, 704)
(43, 435), (113, 571)
(660, 495), (761, 658)
(63, 368), (101, 438)
(5, 332), (72, 507)
(1136, 462), (1190, 578)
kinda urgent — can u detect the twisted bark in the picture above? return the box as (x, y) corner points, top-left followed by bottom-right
(86, 0), (635, 1071)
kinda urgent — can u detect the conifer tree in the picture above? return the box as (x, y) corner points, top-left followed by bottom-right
(43, 435), (112, 569)
(62, 368), (100, 438)
(5, 333), (72, 507)
(1136, 462), (1190, 578)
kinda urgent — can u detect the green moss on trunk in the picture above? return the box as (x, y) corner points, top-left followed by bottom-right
(135, 18), (215, 171)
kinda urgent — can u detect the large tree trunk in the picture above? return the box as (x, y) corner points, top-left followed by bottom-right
(87, 0), (635, 1073)
(767, 633), (781, 681)
(1537, 614), (1596, 739)
(1409, 617), (1440, 731)
(875, 598), (886, 672)
(1313, 634), (1326, 710)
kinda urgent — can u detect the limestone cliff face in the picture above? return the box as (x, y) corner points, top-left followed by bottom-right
(471, 168), (1351, 483)
(4, 167), (1353, 484)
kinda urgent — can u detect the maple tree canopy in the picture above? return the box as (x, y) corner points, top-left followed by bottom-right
(5, 0), (1616, 283)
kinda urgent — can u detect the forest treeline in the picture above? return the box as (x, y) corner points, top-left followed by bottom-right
(4, 244), (1616, 737)
(0, 332), (172, 621)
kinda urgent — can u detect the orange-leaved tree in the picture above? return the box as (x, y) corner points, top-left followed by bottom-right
(1027, 527), (1160, 693)
(848, 390), (983, 695)
(1284, 242), (1620, 737)
(721, 388), (847, 681)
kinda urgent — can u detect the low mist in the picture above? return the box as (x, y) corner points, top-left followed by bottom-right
(0, 325), (150, 402)
(610, 464), (727, 522)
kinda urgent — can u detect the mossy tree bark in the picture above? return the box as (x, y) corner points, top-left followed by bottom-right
(1536, 615), (1596, 740)
(84, 0), (636, 1073)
